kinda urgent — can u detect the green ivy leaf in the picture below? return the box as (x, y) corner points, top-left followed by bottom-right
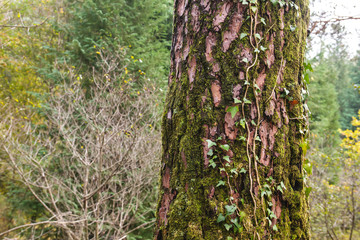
(209, 159), (216, 168)
(261, 191), (267, 198)
(260, 45), (267, 51)
(239, 136), (246, 141)
(240, 33), (248, 39)
(254, 48), (260, 53)
(224, 223), (232, 231)
(234, 98), (242, 104)
(260, 17), (266, 25)
(241, 0), (249, 5)
(206, 139), (216, 148)
(280, 181), (286, 190)
(304, 73), (310, 84)
(220, 144), (230, 151)
(207, 149), (214, 156)
(243, 98), (251, 104)
(226, 106), (239, 118)
(239, 168), (247, 174)
(240, 119), (246, 129)
(230, 168), (238, 175)
(255, 33), (261, 40)
(273, 224), (278, 231)
(217, 213), (226, 222)
(250, 6), (257, 13)
(231, 218), (242, 229)
(242, 57), (249, 63)
(223, 156), (231, 162)
(225, 204), (237, 215)
(290, 25), (297, 31)
(216, 180), (226, 187)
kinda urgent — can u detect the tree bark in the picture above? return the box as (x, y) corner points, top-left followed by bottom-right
(155, 0), (310, 239)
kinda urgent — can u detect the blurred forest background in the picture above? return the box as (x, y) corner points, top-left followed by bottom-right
(0, 0), (359, 239)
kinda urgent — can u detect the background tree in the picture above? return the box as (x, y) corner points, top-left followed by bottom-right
(155, 0), (310, 239)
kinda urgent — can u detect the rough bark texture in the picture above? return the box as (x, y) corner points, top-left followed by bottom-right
(155, 0), (310, 239)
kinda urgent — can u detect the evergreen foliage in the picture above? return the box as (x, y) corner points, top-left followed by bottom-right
(56, 0), (172, 87)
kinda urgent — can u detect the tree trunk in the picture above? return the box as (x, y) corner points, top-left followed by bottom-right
(155, 0), (310, 239)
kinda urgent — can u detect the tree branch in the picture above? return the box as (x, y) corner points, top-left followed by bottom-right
(0, 17), (49, 29)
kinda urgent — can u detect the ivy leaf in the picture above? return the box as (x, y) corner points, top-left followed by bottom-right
(231, 218), (242, 229)
(227, 237), (234, 240)
(225, 204), (237, 215)
(209, 159), (217, 168)
(216, 180), (226, 187)
(243, 98), (251, 104)
(206, 139), (216, 148)
(223, 156), (231, 163)
(226, 106), (239, 118)
(220, 144), (230, 151)
(234, 98), (242, 104)
(277, 185), (284, 193)
(240, 168), (247, 174)
(241, 0), (249, 5)
(250, 6), (257, 13)
(255, 33), (261, 40)
(260, 17), (266, 25)
(254, 48), (260, 53)
(255, 136), (261, 141)
(280, 181), (286, 190)
(207, 149), (214, 156)
(260, 45), (267, 51)
(224, 223), (232, 231)
(242, 57), (249, 63)
(240, 33), (248, 39)
(239, 136), (246, 141)
(304, 73), (310, 84)
(261, 190), (267, 198)
(251, 120), (256, 126)
(230, 168), (238, 175)
(305, 187), (312, 197)
(217, 213), (226, 223)
(273, 224), (278, 231)
(240, 119), (246, 129)
(290, 25), (297, 32)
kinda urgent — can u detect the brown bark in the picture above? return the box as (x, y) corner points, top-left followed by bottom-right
(155, 1), (310, 239)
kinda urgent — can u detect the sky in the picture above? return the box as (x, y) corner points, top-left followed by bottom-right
(311, 0), (360, 52)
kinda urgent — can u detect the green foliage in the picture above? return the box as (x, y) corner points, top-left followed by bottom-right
(56, 0), (172, 87)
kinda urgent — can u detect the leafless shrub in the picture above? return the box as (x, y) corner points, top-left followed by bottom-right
(0, 51), (161, 239)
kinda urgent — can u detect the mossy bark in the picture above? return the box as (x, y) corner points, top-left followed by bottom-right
(155, 1), (310, 239)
